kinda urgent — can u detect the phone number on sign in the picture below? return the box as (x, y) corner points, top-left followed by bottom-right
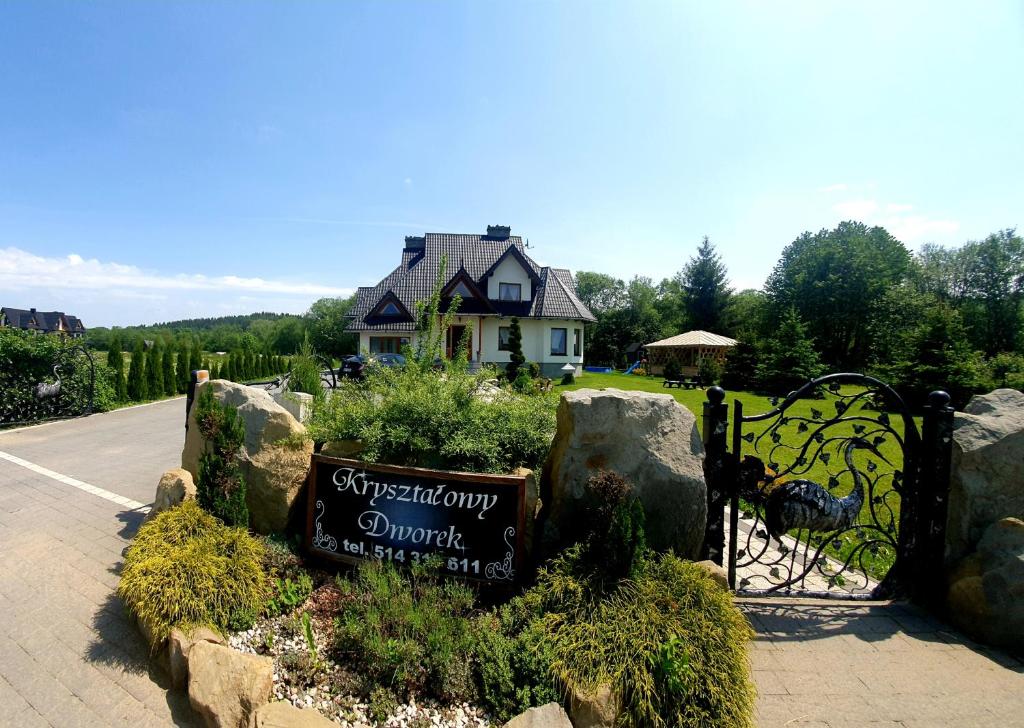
(338, 538), (482, 575)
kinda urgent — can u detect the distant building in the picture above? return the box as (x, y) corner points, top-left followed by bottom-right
(0, 307), (87, 338)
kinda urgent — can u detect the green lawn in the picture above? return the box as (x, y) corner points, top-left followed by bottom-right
(555, 371), (911, 583)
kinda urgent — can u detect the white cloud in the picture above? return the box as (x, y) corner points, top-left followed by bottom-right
(886, 203), (914, 213)
(821, 183), (848, 192)
(0, 248), (352, 298)
(832, 199), (879, 218)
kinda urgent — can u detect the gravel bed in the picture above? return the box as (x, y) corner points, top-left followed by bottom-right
(228, 586), (494, 727)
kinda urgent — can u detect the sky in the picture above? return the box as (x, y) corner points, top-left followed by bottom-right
(1, 1), (1022, 327)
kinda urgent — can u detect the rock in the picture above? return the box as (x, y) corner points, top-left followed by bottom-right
(948, 389), (1024, 561)
(169, 626), (225, 690)
(513, 466), (540, 557)
(146, 467), (197, 521)
(694, 559), (729, 589)
(253, 701), (338, 728)
(569, 684), (619, 728)
(320, 439), (365, 459)
(503, 702), (573, 728)
(541, 388), (707, 558)
(273, 391), (314, 424)
(947, 517), (1024, 652)
(188, 641), (273, 728)
(182, 380), (313, 534)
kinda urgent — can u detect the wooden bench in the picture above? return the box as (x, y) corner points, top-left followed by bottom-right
(662, 380), (684, 388)
(663, 378), (702, 389)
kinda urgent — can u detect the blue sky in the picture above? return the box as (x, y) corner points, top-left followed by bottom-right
(1, 1), (1021, 327)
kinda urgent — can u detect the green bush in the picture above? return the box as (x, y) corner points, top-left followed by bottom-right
(521, 548), (756, 728)
(117, 501), (267, 643)
(663, 360), (683, 381)
(265, 573), (313, 618)
(0, 328), (114, 423)
(697, 356), (723, 386)
(195, 386), (250, 527)
(288, 333), (324, 400)
(308, 365), (557, 474)
(334, 559), (479, 702)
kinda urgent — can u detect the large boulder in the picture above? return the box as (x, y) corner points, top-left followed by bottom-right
(947, 389), (1024, 561)
(169, 625), (225, 690)
(541, 388), (707, 559)
(188, 641), (273, 728)
(946, 517), (1024, 652)
(182, 380), (313, 534)
(146, 467), (196, 521)
(503, 703), (573, 728)
(569, 684), (620, 728)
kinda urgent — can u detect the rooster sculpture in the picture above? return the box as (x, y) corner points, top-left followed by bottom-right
(755, 437), (889, 539)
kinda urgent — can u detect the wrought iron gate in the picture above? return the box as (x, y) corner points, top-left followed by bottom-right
(702, 373), (954, 603)
(0, 343), (96, 428)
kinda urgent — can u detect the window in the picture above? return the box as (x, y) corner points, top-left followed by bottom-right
(550, 328), (567, 356)
(369, 336), (409, 354)
(450, 281), (474, 298)
(498, 282), (522, 301)
(573, 328), (581, 356)
(380, 302), (401, 316)
(498, 326), (512, 351)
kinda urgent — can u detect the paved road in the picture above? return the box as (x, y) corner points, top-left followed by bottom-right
(0, 399), (192, 727)
(1, 398), (1022, 727)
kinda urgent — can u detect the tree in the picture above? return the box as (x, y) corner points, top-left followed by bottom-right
(107, 334), (128, 402)
(307, 295), (358, 360)
(721, 338), (760, 391)
(765, 221), (911, 369)
(678, 236), (731, 332)
(160, 340), (176, 396)
(505, 317), (526, 381)
(574, 272), (627, 314)
(176, 339), (191, 394)
(189, 340), (203, 381)
(126, 339), (148, 401)
(145, 340), (163, 399)
(756, 307), (824, 395)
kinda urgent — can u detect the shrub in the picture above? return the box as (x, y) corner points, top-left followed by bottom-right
(127, 338), (147, 401)
(117, 501), (267, 643)
(308, 365), (556, 474)
(265, 573), (314, 618)
(288, 333), (324, 401)
(472, 601), (558, 723)
(334, 559), (478, 702)
(697, 356), (723, 386)
(663, 359), (683, 382)
(521, 548), (756, 728)
(195, 386), (249, 527)
(580, 471), (647, 584)
(505, 317), (526, 381)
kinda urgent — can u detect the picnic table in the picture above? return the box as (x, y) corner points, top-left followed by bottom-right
(663, 377), (703, 390)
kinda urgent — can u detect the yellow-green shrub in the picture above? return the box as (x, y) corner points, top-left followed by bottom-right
(118, 501), (268, 643)
(523, 547), (757, 728)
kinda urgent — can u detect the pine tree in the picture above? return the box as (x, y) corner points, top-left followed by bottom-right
(190, 340), (203, 379)
(505, 317), (526, 380)
(756, 307), (824, 395)
(107, 334), (128, 402)
(127, 339), (148, 401)
(176, 339), (191, 394)
(147, 341), (165, 399)
(195, 386), (249, 527)
(679, 236), (732, 332)
(162, 340), (176, 396)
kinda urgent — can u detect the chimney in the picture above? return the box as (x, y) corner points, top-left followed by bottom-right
(30, 307), (36, 314)
(404, 235), (425, 251)
(486, 225), (511, 240)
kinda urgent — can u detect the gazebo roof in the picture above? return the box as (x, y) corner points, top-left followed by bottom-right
(645, 330), (738, 348)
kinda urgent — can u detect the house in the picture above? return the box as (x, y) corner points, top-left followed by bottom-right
(347, 226), (596, 377)
(0, 307), (87, 337)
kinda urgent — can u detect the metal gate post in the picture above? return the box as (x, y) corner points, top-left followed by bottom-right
(915, 390), (955, 606)
(701, 386), (729, 566)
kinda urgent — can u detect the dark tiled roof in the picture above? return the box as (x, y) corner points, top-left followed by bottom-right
(0, 307), (85, 333)
(348, 231), (596, 331)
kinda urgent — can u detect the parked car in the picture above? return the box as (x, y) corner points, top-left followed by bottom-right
(339, 353), (407, 379)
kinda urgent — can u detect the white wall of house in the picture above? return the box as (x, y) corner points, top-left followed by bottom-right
(480, 317), (584, 376)
(485, 257), (533, 301)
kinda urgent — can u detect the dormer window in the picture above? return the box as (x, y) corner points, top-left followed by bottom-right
(499, 282), (522, 301)
(450, 281), (475, 298)
(380, 302), (401, 316)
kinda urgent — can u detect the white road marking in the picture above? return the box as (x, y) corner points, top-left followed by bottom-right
(0, 450), (151, 513)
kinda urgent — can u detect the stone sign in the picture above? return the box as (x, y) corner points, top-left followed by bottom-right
(305, 455), (526, 583)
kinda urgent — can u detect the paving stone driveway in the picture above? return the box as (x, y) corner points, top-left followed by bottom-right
(0, 400), (192, 728)
(1, 399), (1022, 727)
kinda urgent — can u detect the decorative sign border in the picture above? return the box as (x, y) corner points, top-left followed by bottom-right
(304, 454), (528, 585)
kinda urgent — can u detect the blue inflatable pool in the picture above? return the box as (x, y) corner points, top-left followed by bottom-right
(583, 366), (614, 373)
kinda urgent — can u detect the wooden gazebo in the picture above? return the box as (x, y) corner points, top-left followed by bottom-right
(644, 330), (737, 376)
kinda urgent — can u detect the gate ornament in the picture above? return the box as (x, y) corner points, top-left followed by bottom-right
(702, 373), (955, 602)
